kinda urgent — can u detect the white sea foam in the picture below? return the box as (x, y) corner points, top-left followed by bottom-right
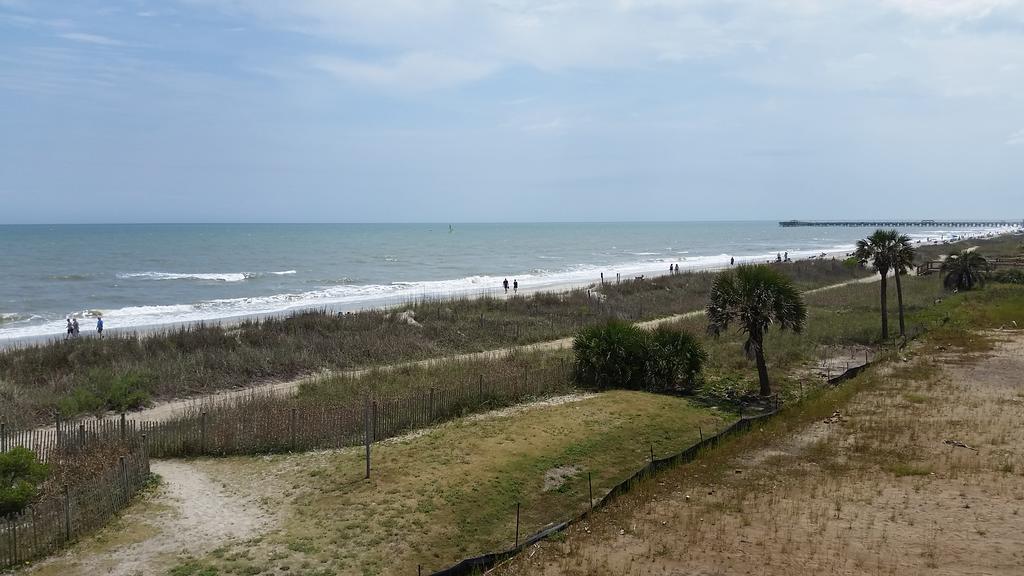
(119, 270), (297, 282)
(120, 272), (251, 282)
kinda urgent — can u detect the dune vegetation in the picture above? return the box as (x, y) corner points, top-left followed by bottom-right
(0, 259), (868, 427)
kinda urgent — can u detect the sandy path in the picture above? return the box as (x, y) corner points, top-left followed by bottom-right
(26, 460), (271, 576)
(111, 273), (886, 423)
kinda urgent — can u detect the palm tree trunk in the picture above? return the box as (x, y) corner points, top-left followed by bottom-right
(752, 336), (771, 397)
(894, 268), (905, 337)
(879, 271), (889, 340)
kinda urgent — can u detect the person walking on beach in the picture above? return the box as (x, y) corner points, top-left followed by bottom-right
(71, 318), (79, 338)
(730, 257), (734, 266)
(513, 279), (518, 294)
(784, 251), (789, 262)
(96, 316), (104, 338)
(503, 278), (509, 294)
(65, 317), (73, 340)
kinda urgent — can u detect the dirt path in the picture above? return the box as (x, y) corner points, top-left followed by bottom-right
(25, 460), (272, 576)
(114, 273), (884, 423)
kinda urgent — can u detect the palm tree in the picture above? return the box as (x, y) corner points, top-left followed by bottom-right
(941, 250), (989, 291)
(890, 233), (916, 337)
(855, 229), (897, 339)
(706, 265), (807, 397)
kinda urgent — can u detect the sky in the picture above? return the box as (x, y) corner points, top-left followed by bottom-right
(1, 0), (1023, 224)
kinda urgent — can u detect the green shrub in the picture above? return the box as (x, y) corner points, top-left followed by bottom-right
(0, 447), (49, 517)
(990, 269), (1024, 285)
(573, 321), (649, 390)
(58, 369), (153, 416)
(647, 326), (707, 393)
(696, 374), (759, 405)
(572, 321), (705, 393)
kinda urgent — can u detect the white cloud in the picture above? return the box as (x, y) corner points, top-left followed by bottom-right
(309, 52), (496, 92)
(58, 32), (125, 46)
(514, 116), (566, 134)
(1008, 128), (1024, 145)
(882, 0), (1017, 20)
(185, 0), (1024, 99)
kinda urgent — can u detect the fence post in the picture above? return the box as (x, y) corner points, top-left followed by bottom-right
(290, 408), (297, 451)
(78, 424), (85, 450)
(429, 388), (435, 422)
(372, 402), (378, 442)
(119, 413), (126, 440)
(699, 426), (703, 443)
(0, 422), (6, 453)
(478, 374), (483, 404)
(55, 413), (62, 449)
(8, 517), (16, 565)
(62, 485), (71, 542)
(515, 502), (520, 548)
(120, 456), (128, 498)
(588, 472), (593, 512)
(141, 434), (149, 470)
(364, 399), (371, 480)
(200, 412), (208, 454)
(650, 444), (655, 464)
(31, 506), (37, 558)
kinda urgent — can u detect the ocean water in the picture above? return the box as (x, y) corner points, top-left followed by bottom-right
(0, 222), (1013, 342)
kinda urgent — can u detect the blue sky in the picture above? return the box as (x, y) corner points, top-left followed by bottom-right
(1, 0), (1022, 223)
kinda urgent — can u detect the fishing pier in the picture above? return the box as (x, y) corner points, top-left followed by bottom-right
(778, 220), (1022, 228)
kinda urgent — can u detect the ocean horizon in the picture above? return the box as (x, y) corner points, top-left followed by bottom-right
(1, 221), (1015, 342)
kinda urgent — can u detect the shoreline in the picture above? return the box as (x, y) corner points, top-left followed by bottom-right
(0, 248), (850, 350)
(1, 230), (1014, 348)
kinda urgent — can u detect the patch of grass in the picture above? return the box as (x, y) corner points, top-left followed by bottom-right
(902, 393), (930, 404)
(888, 362), (941, 382)
(885, 462), (933, 477)
(168, 560), (220, 576)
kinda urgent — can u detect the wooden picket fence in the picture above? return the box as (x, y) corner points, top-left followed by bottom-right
(0, 417), (139, 465)
(0, 443), (149, 570)
(1, 365), (572, 462)
(142, 367), (572, 458)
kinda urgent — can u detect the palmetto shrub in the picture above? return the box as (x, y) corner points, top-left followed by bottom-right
(572, 321), (705, 393)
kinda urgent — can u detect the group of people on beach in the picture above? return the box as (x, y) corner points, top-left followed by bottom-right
(502, 278), (518, 294)
(65, 316), (103, 340)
